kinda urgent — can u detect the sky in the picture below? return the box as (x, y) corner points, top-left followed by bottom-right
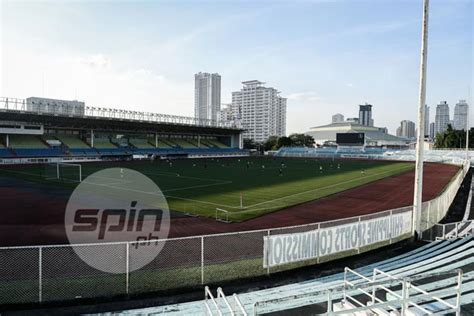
(0, 0), (472, 135)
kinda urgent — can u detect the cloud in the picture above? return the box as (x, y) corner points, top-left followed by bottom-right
(77, 54), (111, 69)
(287, 91), (321, 102)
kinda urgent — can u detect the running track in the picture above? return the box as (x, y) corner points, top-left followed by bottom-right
(0, 162), (459, 247)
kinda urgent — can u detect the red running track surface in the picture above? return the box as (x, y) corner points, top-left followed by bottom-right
(0, 162), (459, 246)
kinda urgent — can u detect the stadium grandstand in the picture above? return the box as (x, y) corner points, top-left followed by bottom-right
(0, 97), (246, 163)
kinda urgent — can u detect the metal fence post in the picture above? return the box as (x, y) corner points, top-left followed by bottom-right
(266, 229), (270, 276)
(357, 217), (361, 254)
(317, 223), (321, 264)
(389, 210), (393, 244)
(126, 242), (130, 295)
(201, 236), (205, 285)
(38, 246), (42, 303)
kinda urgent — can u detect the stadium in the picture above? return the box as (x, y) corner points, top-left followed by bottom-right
(0, 94), (473, 315)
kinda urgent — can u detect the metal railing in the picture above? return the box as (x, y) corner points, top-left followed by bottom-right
(0, 97), (238, 129)
(330, 269), (463, 315)
(422, 219), (474, 241)
(204, 286), (248, 316)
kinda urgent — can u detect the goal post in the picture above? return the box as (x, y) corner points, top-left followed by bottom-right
(44, 162), (82, 183)
(215, 208), (232, 223)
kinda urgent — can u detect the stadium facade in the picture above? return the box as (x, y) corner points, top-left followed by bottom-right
(306, 121), (407, 147)
(0, 96), (245, 163)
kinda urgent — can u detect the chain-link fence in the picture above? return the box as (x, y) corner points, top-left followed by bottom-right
(0, 162), (469, 306)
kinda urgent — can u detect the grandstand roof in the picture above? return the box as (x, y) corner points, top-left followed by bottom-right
(0, 110), (242, 136)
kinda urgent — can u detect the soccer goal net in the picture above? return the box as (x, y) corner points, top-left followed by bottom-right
(44, 162), (83, 183)
(215, 208), (232, 223)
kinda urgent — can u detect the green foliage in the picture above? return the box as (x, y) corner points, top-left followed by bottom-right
(276, 136), (292, 148)
(263, 133), (315, 150)
(243, 138), (257, 149)
(434, 125), (473, 148)
(289, 133), (315, 147)
(263, 136), (279, 151)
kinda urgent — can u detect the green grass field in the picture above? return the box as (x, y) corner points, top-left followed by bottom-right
(0, 157), (414, 221)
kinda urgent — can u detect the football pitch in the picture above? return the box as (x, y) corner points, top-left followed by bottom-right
(0, 157), (414, 221)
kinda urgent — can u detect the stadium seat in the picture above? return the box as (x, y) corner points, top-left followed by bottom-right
(14, 148), (64, 157)
(92, 137), (118, 149)
(129, 138), (155, 149)
(8, 135), (49, 149)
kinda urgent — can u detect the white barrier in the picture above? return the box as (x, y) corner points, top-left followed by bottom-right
(264, 210), (412, 268)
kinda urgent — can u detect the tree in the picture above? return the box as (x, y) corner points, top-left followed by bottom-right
(264, 136), (278, 151)
(243, 138), (257, 149)
(289, 133), (315, 147)
(276, 136), (292, 148)
(434, 124), (471, 149)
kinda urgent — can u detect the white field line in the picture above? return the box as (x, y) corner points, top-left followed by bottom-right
(162, 194), (238, 208)
(162, 181), (233, 193)
(83, 180), (134, 186)
(240, 164), (414, 210)
(82, 180), (239, 209)
(141, 171), (230, 183)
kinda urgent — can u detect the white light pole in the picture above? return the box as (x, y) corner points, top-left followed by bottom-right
(413, 0), (430, 238)
(467, 88), (471, 161)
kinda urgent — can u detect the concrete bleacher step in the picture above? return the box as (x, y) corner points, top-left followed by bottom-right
(333, 300), (393, 316)
(101, 237), (473, 315)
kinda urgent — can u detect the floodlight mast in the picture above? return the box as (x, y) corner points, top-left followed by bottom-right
(413, 0), (430, 238)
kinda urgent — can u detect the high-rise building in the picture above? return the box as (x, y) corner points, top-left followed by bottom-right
(194, 72), (221, 121)
(358, 103), (373, 126)
(231, 80), (286, 143)
(217, 103), (235, 123)
(454, 100), (469, 130)
(424, 104), (430, 137)
(435, 101), (450, 135)
(429, 122), (435, 139)
(332, 113), (344, 123)
(397, 120), (416, 138)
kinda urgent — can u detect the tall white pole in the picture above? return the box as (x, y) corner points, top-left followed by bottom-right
(467, 87), (471, 161)
(466, 101), (469, 161)
(413, 0), (430, 238)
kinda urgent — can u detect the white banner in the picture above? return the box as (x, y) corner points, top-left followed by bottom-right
(263, 211), (412, 268)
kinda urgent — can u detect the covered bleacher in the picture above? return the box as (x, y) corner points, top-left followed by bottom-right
(0, 106), (245, 161)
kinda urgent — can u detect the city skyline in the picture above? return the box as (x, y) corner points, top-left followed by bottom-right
(1, 0), (472, 135)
